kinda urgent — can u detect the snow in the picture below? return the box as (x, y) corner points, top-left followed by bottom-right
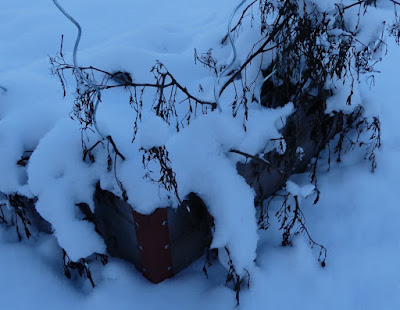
(285, 181), (315, 199)
(325, 68), (363, 114)
(27, 118), (107, 260)
(1, 0), (400, 309)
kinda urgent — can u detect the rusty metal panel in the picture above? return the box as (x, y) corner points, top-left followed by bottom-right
(132, 208), (173, 283)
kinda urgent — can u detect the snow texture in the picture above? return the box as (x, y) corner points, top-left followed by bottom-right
(0, 0), (400, 309)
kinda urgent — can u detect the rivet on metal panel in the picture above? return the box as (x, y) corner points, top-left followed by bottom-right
(162, 220), (167, 226)
(164, 244), (169, 250)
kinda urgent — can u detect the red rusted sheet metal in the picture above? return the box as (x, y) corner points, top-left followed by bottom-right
(132, 208), (174, 283)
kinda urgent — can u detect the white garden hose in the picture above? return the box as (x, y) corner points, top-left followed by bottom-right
(214, 0), (276, 111)
(52, 0), (106, 141)
(53, 0), (274, 121)
(214, 0), (247, 112)
(258, 69), (276, 105)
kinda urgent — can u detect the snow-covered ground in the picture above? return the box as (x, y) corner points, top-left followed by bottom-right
(1, 0), (400, 309)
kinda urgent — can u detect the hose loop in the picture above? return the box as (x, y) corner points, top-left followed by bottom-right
(52, 0), (106, 141)
(258, 69), (276, 106)
(214, 0), (247, 112)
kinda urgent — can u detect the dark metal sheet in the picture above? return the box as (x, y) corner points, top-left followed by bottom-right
(93, 186), (141, 267)
(168, 195), (211, 274)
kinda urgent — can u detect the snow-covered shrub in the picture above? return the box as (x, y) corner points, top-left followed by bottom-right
(0, 0), (398, 300)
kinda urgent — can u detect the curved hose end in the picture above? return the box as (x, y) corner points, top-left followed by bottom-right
(214, 0), (247, 114)
(53, 0), (107, 142)
(258, 69), (277, 106)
